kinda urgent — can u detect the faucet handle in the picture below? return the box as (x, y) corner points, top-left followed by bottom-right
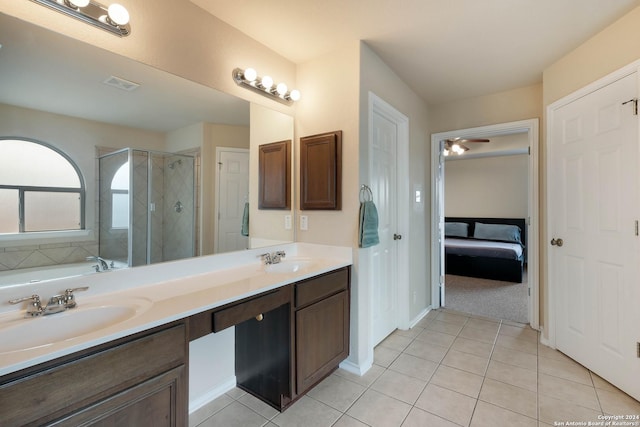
(8, 294), (44, 317)
(64, 286), (89, 309)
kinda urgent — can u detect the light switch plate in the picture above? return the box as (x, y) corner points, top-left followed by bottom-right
(284, 215), (292, 230)
(300, 215), (308, 230)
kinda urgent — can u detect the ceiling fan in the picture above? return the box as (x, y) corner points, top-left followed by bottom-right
(443, 137), (490, 156)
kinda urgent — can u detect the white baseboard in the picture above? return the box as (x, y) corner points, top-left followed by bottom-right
(339, 357), (373, 376)
(189, 376), (236, 415)
(408, 306), (431, 329)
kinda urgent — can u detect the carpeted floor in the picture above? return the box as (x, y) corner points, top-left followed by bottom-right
(444, 272), (528, 324)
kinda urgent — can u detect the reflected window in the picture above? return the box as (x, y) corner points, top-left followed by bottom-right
(0, 138), (85, 233)
(111, 162), (129, 229)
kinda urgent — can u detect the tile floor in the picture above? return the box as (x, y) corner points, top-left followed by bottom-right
(190, 309), (640, 427)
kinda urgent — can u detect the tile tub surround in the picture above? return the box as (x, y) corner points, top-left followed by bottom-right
(191, 309), (640, 427)
(0, 243), (352, 376)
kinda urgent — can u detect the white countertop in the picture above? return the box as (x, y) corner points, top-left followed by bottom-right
(0, 243), (352, 377)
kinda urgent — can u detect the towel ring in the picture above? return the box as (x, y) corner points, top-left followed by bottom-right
(360, 184), (373, 203)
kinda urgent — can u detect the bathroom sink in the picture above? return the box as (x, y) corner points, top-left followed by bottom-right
(0, 297), (152, 354)
(265, 258), (314, 273)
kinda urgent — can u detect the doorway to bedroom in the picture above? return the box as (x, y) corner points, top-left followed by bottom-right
(430, 119), (539, 327)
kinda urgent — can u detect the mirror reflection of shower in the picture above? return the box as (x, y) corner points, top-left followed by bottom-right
(98, 148), (196, 267)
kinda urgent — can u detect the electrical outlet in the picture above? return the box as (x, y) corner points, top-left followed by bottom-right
(300, 215), (308, 230)
(284, 215), (292, 230)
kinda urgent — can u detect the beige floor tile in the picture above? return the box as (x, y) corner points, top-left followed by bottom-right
(388, 353), (439, 382)
(479, 378), (537, 419)
(496, 334), (537, 355)
(538, 394), (603, 425)
(442, 349), (489, 376)
(499, 324), (539, 342)
(537, 344), (573, 362)
(404, 340), (449, 363)
(470, 401), (537, 427)
(590, 372), (618, 392)
(430, 365), (484, 398)
(401, 407), (460, 427)
(436, 311), (470, 325)
(538, 355), (592, 386)
(596, 387), (640, 415)
(538, 373), (600, 411)
(347, 389), (412, 427)
(332, 415), (369, 427)
(272, 396), (341, 427)
(190, 394), (233, 427)
(393, 327), (424, 340)
(426, 319), (464, 336)
(466, 318), (501, 334)
(225, 387), (247, 400)
(374, 345), (401, 368)
(458, 324), (499, 344)
(486, 360), (537, 392)
(491, 346), (537, 372)
(370, 369), (427, 405)
(414, 383), (477, 427)
(306, 374), (366, 412)
(237, 393), (280, 420)
(414, 329), (457, 348)
(451, 337), (494, 358)
(335, 364), (385, 388)
(199, 401), (268, 427)
(379, 333), (414, 353)
(468, 314), (501, 324)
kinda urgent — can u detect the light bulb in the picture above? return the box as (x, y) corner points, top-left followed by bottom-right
(68, 0), (90, 7)
(243, 68), (257, 82)
(108, 3), (130, 26)
(276, 83), (288, 96)
(260, 75), (273, 90)
(443, 149), (449, 156)
(289, 89), (301, 101)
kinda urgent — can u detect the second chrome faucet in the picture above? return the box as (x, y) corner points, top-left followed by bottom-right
(260, 251), (286, 265)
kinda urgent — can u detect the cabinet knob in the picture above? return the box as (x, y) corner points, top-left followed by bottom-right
(255, 313), (264, 321)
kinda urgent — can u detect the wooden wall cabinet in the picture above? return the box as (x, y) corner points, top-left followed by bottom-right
(300, 131), (342, 210)
(258, 140), (291, 209)
(0, 323), (188, 427)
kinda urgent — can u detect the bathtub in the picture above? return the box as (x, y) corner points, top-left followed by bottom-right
(0, 261), (128, 287)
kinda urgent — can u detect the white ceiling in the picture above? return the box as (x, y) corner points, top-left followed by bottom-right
(191, 0), (640, 105)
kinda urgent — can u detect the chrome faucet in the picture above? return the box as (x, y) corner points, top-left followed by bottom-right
(260, 251), (286, 265)
(8, 287), (89, 318)
(86, 256), (110, 271)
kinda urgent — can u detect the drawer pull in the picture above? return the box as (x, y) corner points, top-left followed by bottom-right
(255, 313), (264, 321)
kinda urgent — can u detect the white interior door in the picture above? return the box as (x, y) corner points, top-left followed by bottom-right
(549, 71), (640, 400)
(216, 149), (249, 253)
(371, 105), (399, 346)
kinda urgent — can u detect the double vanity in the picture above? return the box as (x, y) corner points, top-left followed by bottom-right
(0, 243), (352, 426)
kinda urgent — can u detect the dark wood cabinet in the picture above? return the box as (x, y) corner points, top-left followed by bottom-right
(300, 131), (342, 210)
(0, 323), (188, 427)
(258, 140), (291, 209)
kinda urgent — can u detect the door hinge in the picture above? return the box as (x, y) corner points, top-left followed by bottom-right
(637, 342), (640, 358)
(622, 98), (638, 115)
(528, 287), (531, 296)
(635, 220), (638, 236)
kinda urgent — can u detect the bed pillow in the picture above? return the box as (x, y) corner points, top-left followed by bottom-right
(474, 222), (522, 244)
(445, 222), (469, 238)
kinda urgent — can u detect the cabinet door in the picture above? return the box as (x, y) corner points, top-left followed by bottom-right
(296, 290), (349, 394)
(51, 366), (186, 427)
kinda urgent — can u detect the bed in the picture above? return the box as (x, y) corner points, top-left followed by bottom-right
(444, 217), (526, 283)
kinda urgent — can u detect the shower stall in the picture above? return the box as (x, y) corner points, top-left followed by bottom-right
(98, 149), (196, 267)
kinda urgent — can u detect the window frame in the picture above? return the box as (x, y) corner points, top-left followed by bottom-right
(0, 137), (86, 233)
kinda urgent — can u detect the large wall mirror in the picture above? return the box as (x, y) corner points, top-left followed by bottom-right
(0, 13), (294, 287)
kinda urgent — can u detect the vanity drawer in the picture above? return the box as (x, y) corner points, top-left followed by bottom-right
(295, 267), (349, 309)
(212, 286), (290, 332)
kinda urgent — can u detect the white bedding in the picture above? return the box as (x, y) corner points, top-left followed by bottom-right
(445, 238), (523, 260)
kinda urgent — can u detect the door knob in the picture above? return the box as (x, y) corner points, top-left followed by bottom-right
(550, 238), (564, 247)
(393, 234), (402, 240)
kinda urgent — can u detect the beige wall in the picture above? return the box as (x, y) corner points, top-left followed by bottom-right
(429, 83), (543, 133)
(445, 155), (529, 218)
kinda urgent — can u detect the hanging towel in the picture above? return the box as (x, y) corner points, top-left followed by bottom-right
(359, 200), (379, 248)
(241, 202), (249, 236)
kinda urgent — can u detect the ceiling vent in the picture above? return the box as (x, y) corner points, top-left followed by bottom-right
(103, 75), (140, 92)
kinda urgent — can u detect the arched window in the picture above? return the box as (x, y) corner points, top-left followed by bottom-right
(111, 162), (129, 229)
(0, 138), (85, 233)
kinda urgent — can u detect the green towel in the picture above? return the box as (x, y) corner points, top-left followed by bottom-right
(241, 202), (249, 236)
(359, 201), (379, 248)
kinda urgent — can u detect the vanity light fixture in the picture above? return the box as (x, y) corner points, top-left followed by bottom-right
(30, 0), (131, 37)
(233, 67), (300, 105)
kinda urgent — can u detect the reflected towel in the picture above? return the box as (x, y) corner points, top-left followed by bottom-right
(359, 201), (379, 248)
(241, 202), (249, 236)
